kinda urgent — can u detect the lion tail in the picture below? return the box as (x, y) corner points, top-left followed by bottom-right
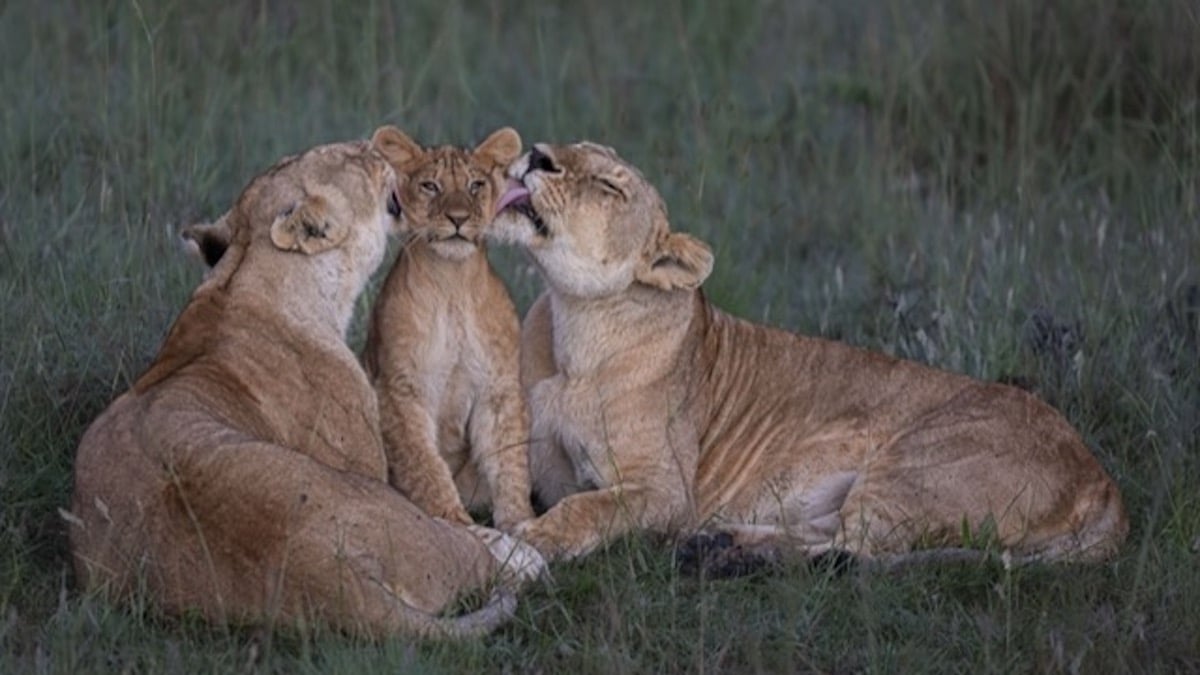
(381, 587), (518, 640)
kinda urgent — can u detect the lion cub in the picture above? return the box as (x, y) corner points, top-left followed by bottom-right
(363, 126), (535, 532)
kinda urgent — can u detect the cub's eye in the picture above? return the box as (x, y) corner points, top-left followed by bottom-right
(419, 181), (440, 195)
(468, 179), (486, 195)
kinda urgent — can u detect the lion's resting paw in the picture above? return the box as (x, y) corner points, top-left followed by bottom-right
(468, 524), (548, 587)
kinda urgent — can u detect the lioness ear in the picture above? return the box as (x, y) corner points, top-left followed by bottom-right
(181, 214), (231, 268)
(371, 125), (422, 166)
(636, 232), (714, 291)
(474, 127), (522, 166)
(269, 196), (347, 255)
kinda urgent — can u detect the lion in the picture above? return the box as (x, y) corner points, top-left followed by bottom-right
(361, 126), (535, 532)
(489, 141), (1129, 567)
(67, 139), (544, 640)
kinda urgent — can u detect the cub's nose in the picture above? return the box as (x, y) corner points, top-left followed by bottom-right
(447, 212), (469, 228)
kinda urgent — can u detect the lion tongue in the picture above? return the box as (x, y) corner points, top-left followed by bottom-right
(494, 178), (530, 216)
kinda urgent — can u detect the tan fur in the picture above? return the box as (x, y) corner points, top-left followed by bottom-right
(68, 140), (543, 640)
(362, 126), (535, 532)
(491, 142), (1129, 564)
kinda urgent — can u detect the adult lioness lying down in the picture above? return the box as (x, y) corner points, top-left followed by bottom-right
(68, 140), (542, 639)
(491, 142), (1128, 565)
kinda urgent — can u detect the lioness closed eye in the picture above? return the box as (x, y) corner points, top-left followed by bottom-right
(68, 139), (543, 640)
(490, 141), (1128, 566)
(363, 126), (535, 532)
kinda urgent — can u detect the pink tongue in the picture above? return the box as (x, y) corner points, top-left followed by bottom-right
(494, 178), (530, 216)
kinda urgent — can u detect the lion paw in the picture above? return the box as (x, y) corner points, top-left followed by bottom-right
(468, 524), (548, 588)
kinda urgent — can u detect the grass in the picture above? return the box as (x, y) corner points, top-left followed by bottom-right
(2, 0), (1198, 671)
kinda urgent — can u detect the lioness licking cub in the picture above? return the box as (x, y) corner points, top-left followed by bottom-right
(491, 142), (1128, 565)
(68, 139), (542, 639)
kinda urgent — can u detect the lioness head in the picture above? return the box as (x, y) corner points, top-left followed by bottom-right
(181, 140), (404, 278)
(492, 142), (713, 298)
(370, 125), (522, 261)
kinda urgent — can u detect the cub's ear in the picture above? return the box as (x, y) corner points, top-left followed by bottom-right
(371, 125), (423, 166)
(474, 127), (522, 166)
(269, 195), (347, 255)
(636, 232), (714, 291)
(181, 214), (231, 268)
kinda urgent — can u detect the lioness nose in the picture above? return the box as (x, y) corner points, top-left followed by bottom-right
(447, 212), (468, 228)
(528, 146), (560, 174)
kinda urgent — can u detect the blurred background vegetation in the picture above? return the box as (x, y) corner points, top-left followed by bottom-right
(2, 0), (1197, 671)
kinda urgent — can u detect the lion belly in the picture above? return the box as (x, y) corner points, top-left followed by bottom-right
(692, 307), (1127, 560)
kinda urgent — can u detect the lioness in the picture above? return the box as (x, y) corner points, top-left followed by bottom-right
(68, 139), (543, 640)
(362, 126), (535, 532)
(490, 142), (1128, 565)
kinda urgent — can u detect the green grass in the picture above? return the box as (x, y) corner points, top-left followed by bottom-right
(3, 0), (1198, 671)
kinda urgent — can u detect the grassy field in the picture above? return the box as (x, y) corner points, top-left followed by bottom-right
(2, 0), (1198, 671)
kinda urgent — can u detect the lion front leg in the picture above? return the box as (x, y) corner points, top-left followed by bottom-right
(517, 293), (582, 512)
(514, 483), (679, 560)
(468, 388), (535, 531)
(378, 389), (472, 525)
(519, 360), (701, 560)
(527, 414), (584, 512)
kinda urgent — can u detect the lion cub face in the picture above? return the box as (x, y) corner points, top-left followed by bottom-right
(492, 142), (712, 298)
(371, 126), (521, 261)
